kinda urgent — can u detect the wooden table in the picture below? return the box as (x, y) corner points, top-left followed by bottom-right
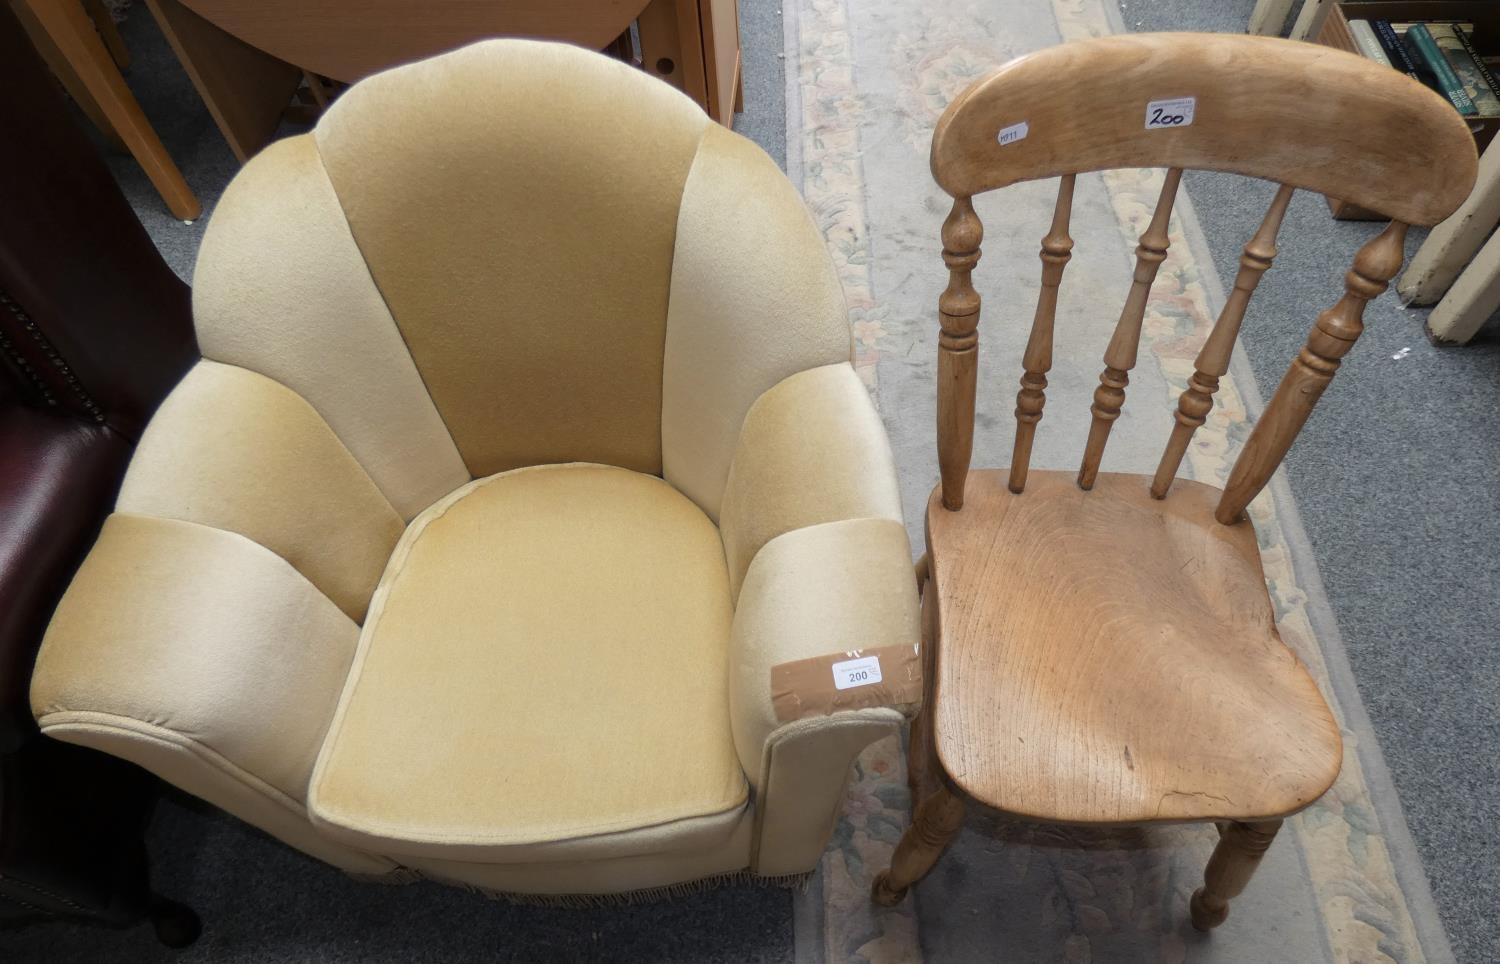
(158, 0), (742, 163)
(14, 0), (740, 218)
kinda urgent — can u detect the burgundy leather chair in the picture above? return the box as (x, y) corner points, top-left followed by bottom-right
(0, 4), (200, 944)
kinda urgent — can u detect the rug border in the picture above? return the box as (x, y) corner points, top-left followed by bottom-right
(784, 2), (829, 960)
(782, 0), (805, 193)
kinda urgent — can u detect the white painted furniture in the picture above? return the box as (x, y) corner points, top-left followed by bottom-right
(1249, 0), (1333, 40)
(1400, 138), (1500, 343)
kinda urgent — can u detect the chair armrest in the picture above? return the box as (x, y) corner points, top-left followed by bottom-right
(729, 517), (920, 876)
(30, 513), (393, 874)
(718, 362), (904, 601)
(115, 358), (404, 622)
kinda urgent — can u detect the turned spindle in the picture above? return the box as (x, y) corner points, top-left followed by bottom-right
(1216, 220), (1409, 524)
(1151, 183), (1294, 499)
(1078, 168), (1182, 490)
(937, 197), (984, 510)
(1009, 175), (1076, 495)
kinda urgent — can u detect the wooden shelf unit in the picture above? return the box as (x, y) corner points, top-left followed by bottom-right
(1319, 1), (1499, 219)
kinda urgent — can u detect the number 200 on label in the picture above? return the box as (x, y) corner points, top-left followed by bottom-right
(1144, 96), (1195, 130)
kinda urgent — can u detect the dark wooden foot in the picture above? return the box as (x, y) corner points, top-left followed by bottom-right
(1189, 819), (1282, 931)
(871, 781), (965, 906)
(149, 895), (201, 947)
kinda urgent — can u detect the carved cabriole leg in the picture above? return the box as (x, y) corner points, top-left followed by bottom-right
(1216, 220), (1409, 524)
(1078, 168), (1182, 490)
(1151, 183), (1294, 499)
(872, 779), (966, 906)
(1190, 819), (1283, 930)
(1009, 174), (1076, 494)
(937, 197), (983, 510)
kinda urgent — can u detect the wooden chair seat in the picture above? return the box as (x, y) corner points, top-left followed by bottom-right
(927, 468), (1342, 825)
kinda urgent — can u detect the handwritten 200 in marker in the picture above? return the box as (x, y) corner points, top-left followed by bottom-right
(1145, 96), (1195, 129)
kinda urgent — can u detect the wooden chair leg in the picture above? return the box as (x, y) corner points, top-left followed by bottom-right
(81, 0), (128, 68)
(905, 704), (933, 798)
(1189, 819), (1282, 931)
(17, 0), (200, 219)
(906, 571), (937, 798)
(871, 781), (965, 906)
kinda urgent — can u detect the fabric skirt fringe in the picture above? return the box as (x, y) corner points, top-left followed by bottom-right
(348, 866), (812, 907)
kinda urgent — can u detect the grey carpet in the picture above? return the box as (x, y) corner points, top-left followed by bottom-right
(0, 2), (798, 961)
(7, 795), (792, 964)
(1123, 4), (1500, 963)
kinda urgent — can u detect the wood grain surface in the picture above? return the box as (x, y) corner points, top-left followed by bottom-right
(927, 469), (1342, 825)
(930, 32), (1476, 225)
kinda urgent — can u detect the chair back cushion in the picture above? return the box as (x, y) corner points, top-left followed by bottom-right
(311, 39), (711, 478)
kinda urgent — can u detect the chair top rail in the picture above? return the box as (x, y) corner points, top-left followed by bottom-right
(931, 33), (1476, 226)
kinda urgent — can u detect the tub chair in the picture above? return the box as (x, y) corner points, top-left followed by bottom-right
(29, 39), (919, 898)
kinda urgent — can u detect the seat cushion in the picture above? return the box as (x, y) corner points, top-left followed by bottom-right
(309, 463), (749, 863)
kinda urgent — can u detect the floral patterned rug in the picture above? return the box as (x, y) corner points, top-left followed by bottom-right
(785, 0), (1454, 961)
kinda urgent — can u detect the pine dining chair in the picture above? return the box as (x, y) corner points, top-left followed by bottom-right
(870, 32), (1477, 932)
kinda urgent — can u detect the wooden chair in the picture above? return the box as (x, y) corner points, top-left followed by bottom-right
(870, 32), (1477, 932)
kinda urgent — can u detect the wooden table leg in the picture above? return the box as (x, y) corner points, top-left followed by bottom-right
(638, 0), (721, 123)
(10, 0), (124, 149)
(1400, 137), (1500, 307)
(146, 0), (302, 165)
(18, 0), (199, 219)
(733, 50), (743, 114)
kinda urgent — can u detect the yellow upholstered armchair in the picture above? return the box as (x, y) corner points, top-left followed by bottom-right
(29, 40), (919, 896)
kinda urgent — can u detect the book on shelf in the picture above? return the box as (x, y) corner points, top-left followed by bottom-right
(1370, 19), (1423, 82)
(1359, 18), (1500, 119)
(1432, 23), (1500, 117)
(1348, 19), (1391, 66)
(1405, 23), (1477, 115)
